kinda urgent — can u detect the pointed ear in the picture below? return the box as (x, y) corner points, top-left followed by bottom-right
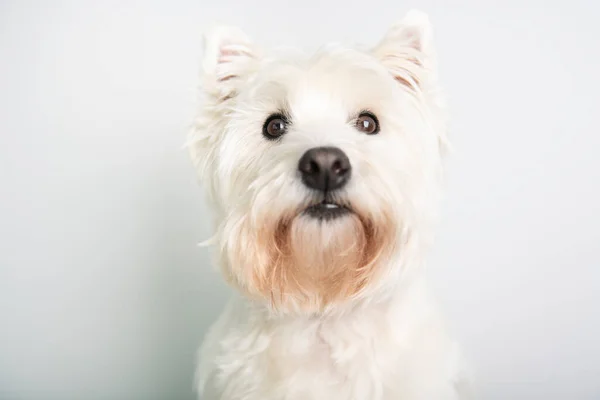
(201, 25), (259, 102)
(372, 10), (436, 89)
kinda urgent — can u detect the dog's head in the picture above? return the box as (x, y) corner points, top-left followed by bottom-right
(190, 10), (447, 314)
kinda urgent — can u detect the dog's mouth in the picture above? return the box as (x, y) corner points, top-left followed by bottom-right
(304, 201), (351, 220)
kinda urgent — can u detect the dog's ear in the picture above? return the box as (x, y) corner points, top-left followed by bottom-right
(373, 10), (436, 89)
(201, 25), (260, 102)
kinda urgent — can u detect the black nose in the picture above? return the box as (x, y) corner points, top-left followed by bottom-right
(298, 146), (351, 192)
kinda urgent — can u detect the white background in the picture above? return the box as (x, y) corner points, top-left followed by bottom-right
(1, 0), (599, 399)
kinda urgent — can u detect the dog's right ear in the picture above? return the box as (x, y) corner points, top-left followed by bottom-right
(201, 25), (260, 102)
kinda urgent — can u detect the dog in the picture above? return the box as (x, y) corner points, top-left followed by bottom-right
(188, 9), (471, 400)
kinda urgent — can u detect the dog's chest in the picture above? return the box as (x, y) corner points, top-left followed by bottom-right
(212, 312), (408, 400)
(268, 320), (397, 399)
(200, 293), (463, 400)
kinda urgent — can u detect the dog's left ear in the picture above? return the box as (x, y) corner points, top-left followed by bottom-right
(201, 25), (260, 102)
(373, 10), (437, 89)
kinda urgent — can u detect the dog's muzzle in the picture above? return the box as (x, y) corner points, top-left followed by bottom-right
(298, 146), (352, 220)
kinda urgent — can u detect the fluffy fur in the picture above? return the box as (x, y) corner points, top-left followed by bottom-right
(189, 10), (471, 400)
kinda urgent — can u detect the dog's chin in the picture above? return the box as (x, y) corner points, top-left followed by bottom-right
(225, 197), (397, 314)
(303, 201), (351, 221)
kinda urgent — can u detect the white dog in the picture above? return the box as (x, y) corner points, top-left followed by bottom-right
(189, 9), (471, 400)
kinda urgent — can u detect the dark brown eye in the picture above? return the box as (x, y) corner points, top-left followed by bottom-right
(263, 114), (288, 140)
(355, 112), (380, 135)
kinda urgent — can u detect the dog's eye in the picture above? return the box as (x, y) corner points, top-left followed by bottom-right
(355, 112), (380, 135)
(263, 114), (288, 140)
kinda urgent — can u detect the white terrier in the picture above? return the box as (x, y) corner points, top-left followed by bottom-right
(189, 9), (471, 400)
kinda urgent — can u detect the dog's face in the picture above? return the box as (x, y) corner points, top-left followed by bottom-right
(190, 10), (447, 314)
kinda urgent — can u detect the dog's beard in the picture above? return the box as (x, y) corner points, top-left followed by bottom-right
(223, 200), (397, 314)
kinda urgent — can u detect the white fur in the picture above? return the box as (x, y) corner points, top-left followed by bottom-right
(189, 10), (471, 400)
